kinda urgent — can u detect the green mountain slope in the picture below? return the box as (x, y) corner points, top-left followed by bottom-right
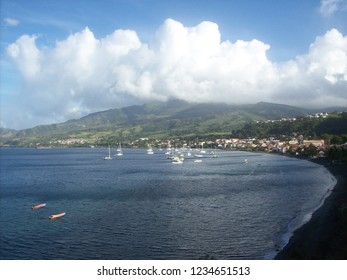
(233, 112), (347, 140)
(2, 100), (342, 146)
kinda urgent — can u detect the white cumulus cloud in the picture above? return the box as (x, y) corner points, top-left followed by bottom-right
(5, 19), (347, 129)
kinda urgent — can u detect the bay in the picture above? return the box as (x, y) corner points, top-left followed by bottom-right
(0, 148), (336, 259)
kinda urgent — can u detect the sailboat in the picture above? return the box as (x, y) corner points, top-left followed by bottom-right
(200, 142), (206, 154)
(116, 143), (123, 156)
(171, 151), (184, 164)
(103, 146), (112, 160)
(194, 138), (205, 156)
(211, 148), (218, 158)
(172, 157), (183, 164)
(147, 145), (154, 155)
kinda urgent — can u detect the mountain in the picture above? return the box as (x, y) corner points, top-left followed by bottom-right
(1, 100), (344, 146)
(0, 127), (17, 138)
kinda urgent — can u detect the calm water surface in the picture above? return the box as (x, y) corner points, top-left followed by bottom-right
(0, 148), (336, 259)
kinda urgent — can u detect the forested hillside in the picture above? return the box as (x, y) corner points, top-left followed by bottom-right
(232, 112), (347, 144)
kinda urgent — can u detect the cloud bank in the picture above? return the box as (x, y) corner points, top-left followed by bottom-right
(5, 19), (347, 128)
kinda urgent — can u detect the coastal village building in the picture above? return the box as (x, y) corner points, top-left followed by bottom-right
(303, 140), (325, 147)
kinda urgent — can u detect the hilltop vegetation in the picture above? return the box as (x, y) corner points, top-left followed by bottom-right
(0, 100), (346, 147)
(233, 112), (347, 144)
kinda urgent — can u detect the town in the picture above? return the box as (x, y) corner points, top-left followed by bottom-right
(3, 109), (347, 159)
(30, 111), (346, 161)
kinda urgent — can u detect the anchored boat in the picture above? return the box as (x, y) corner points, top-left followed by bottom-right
(31, 203), (46, 209)
(49, 212), (66, 220)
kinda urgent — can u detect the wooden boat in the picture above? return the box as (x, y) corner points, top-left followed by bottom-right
(32, 203), (46, 209)
(49, 212), (66, 220)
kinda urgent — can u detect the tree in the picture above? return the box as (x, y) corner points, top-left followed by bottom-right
(302, 144), (318, 157)
(331, 135), (344, 145)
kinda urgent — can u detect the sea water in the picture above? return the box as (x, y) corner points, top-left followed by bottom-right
(0, 148), (336, 259)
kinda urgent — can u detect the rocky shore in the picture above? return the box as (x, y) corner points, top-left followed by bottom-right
(275, 158), (347, 259)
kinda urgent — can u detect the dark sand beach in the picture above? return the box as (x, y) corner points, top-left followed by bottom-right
(275, 158), (347, 259)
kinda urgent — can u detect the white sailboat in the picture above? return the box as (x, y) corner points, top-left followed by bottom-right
(194, 138), (206, 156)
(116, 143), (123, 156)
(194, 153), (203, 158)
(200, 142), (206, 154)
(165, 141), (172, 155)
(172, 156), (183, 164)
(103, 146), (112, 160)
(147, 145), (154, 155)
(171, 152), (184, 164)
(211, 148), (218, 158)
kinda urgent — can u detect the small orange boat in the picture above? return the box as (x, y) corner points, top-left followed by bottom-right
(49, 212), (66, 220)
(32, 203), (46, 209)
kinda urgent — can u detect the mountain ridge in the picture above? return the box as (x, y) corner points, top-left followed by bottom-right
(14, 101), (308, 134)
(1, 101), (346, 146)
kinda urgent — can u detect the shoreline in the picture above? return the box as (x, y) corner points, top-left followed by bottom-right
(275, 157), (347, 259)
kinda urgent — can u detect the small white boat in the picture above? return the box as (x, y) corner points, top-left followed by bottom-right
(194, 159), (202, 163)
(116, 143), (123, 156)
(200, 142), (206, 153)
(32, 203), (46, 210)
(194, 154), (203, 158)
(172, 156), (183, 164)
(103, 146), (112, 160)
(49, 212), (66, 220)
(147, 145), (154, 155)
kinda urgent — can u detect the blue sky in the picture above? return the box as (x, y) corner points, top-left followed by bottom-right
(1, 0), (347, 129)
(3, 0), (346, 60)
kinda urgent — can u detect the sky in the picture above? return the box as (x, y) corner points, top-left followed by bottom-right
(1, 0), (347, 129)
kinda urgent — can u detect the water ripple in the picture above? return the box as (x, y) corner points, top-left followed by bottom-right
(0, 148), (334, 259)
